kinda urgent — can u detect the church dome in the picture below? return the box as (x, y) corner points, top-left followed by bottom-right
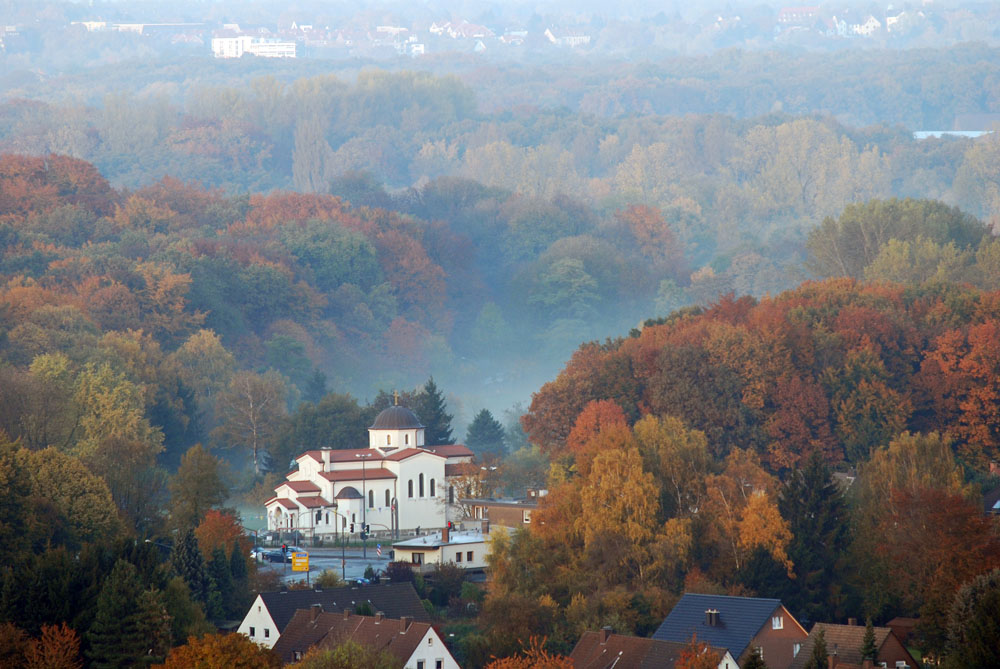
(370, 405), (424, 430)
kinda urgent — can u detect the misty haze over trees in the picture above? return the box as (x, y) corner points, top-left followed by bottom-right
(3, 0), (1000, 666)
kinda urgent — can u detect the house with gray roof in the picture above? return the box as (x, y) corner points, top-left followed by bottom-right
(652, 593), (808, 669)
(236, 582), (428, 648)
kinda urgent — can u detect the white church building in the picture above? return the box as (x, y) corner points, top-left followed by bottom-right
(264, 403), (474, 540)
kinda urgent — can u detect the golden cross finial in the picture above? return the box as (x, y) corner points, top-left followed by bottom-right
(393, 390), (399, 406)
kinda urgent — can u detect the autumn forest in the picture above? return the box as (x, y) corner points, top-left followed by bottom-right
(2, 24), (1000, 669)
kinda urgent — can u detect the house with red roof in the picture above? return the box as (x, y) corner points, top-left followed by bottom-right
(264, 403), (474, 539)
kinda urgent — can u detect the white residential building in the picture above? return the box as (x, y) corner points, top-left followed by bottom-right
(211, 34), (297, 58)
(391, 526), (489, 571)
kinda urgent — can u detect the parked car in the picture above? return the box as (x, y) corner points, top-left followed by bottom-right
(266, 546), (308, 563)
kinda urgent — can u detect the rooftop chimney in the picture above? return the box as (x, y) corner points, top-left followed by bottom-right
(343, 609), (351, 620)
(310, 604), (323, 622)
(375, 611), (384, 622)
(400, 615), (412, 634)
(600, 626), (613, 644)
(705, 609), (720, 627)
(848, 617), (857, 626)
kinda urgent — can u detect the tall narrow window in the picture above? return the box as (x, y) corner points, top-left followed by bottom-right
(405, 434), (409, 445)
(369, 490), (374, 508)
(448, 486), (454, 504)
(408, 480), (414, 498)
(385, 490), (391, 506)
(419, 473), (425, 497)
(386, 434), (391, 445)
(430, 478), (436, 497)
(316, 510), (322, 522)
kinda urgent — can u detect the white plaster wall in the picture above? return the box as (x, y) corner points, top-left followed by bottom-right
(237, 595), (280, 648)
(404, 628), (460, 669)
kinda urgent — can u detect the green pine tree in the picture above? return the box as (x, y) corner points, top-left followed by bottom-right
(86, 559), (148, 668)
(135, 588), (173, 665)
(744, 647), (769, 669)
(804, 628), (828, 669)
(170, 529), (209, 605)
(465, 409), (507, 457)
(415, 378), (453, 445)
(304, 368), (328, 405)
(207, 547), (233, 618)
(861, 617), (877, 661)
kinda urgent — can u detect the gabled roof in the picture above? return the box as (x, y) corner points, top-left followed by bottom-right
(273, 610), (433, 664)
(652, 593), (786, 659)
(788, 623), (915, 669)
(571, 631), (731, 669)
(382, 447), (442, 461)
(279, 480), (321, 493)
(297, 496), (332, 508)
(425, 444), (474, 458)
(265, 498), (298, 510)
(255, 583), (429, 635)
(320, 468), (397, 482)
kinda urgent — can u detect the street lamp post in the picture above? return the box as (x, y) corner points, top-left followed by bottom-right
(356, 452), (373, 558)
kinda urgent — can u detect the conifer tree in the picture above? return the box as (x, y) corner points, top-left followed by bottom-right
(743, 648), (769, 669)
(860, 618), (877, 662)
(170, 529), (209, 606)
(804, 628), (828, 669)
(415, 378), (453, 445)
(86, 560), (147, 668)
(135, 588), (173, 665)
(466, 409), (507, 457)
(207, 547), (233, 618)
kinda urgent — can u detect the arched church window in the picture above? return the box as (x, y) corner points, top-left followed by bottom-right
(369, 490), (374, 508)
(408, 480), (414, 498)
(419, 473), (425, 497)
(385, 489), (391, 506)
(430, 478), (435, 497)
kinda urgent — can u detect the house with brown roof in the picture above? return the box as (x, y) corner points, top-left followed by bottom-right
(272, 608), (459, 668)
(571, 628), (738, 669)
(264, 403), (474, 540)
(787, 622), (918, 669)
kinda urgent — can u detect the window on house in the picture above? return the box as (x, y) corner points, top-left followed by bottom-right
(448, 486), (454, 504)
(419, 473), (425, 497)
(386, 434), (391, 445)
(436, 661), (443, 669)
(427, 637), (433, 646)
(257, 605), (261, 612)
(405, 434), (409, 445)
(249, 626), (256, 637)
(369, 490), (374, 508)
(293, 651), (302, 661)
(325, 512), (329, 523)
(417, 662), (425, 669)
(264, 629), (270, 638)
(467, 551), (473, 561)
(385, 490), (391, 506)
(793, 643), (801, 657)
(456, 552), (462, 562)
(408, 480), (414, 498)
(772, 616), (783, 630)
(413, 552), (423, 565)
(430, 478), (435, 496)
(316, 510), (322, 522)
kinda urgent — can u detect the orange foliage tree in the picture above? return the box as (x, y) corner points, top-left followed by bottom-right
(484, 637), (573, 669)
(154, 633), (281, 669)
(194, 510), (247, 558)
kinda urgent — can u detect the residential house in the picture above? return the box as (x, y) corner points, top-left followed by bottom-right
(571, 628), (738, 669)
(787, 622), (918, 669)
(237, 582), (428, 649)
(544, 28), (591, 46)
(851, 16), (882, 36)
(272, 608), (459, 668)
(460, 493), (541, 529)
(652, 593), (808, 669)
(391, 526), (488, 572)
(265, 403), (474, 540)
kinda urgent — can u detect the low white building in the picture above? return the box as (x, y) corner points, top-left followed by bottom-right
(211, 34), (296, 58)
(265, 404), (475, 539)
(391, 527), (489, 571)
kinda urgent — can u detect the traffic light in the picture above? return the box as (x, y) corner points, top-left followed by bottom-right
(281, 544), (287, 556)
(447, 521), (453, 530)
(364, 524), (370, 534)
(349, 523), (354, 533)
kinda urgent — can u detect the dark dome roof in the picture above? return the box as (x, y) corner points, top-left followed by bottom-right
(370, 405), (424, 430)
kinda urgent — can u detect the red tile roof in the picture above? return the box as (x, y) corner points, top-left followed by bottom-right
(280, 480), (321, 493)
(296, 496), (332, 508)
(382, 447), (440, 461)
(445, 462), (477, 477)
(273, 610), (435, 664)
(319, 468), (397, 481)
(266, 498), (298, 510)
(571, 630), (729, 669)
(425, 444), (474, 458)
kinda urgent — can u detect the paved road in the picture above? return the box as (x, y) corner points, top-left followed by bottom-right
(256, 546), (393, 585)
